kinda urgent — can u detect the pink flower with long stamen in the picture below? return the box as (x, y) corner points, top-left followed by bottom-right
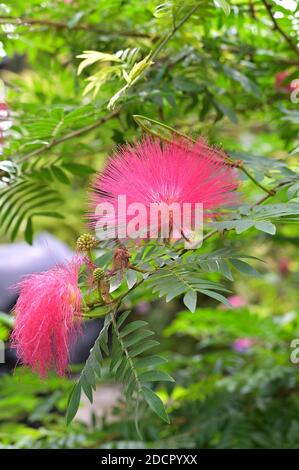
(89, 137), (240, 240)
(11, 258), (83, 378)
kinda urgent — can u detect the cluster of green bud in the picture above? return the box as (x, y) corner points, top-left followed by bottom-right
(76, 233), (97, 251)
(93, 268), (111, 303)
(93, 268), (105, 282)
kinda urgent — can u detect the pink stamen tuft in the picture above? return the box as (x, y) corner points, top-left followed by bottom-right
(88, 137), (240, 237)
(10, 257), (83, 378)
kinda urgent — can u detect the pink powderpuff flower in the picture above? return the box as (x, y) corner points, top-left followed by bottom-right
(227, 295), (247, 309)
(278, 257), (291, 276)
(89, 137), (239, 240)
(0, 102), (9, 114)
(10, 258), (83, 378)
(232, 338), (253, 353)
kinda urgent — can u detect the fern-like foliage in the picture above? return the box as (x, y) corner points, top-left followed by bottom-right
(0, 160), (93, 243)
(185, 248), (261, 280)
(76, 47), (146, 101)
(154, 0), (217, 27)
(210, 202), (299, 236)
(147, 261), (231, 313)
(142, 249), (262, 312)
(67, 310), (173, 427)
(66, 313), (112, 424)
(0, 178), (63, 243)
(0, 106), (96, 242)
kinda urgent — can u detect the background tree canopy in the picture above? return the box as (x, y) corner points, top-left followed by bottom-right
(0, 0), (299, 449)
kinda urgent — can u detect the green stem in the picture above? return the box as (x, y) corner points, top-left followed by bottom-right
(238, 163), (275, 196)
(198, 181), (282, 243)
(87, 248), (94, 262)
(150, 3), (201, 61)
(133, 114), (192, 143)
(111, 313), (142, 394)
(114, 277), (145, 304)
(80, 311), (107, 319)
(128, 263), (149, 274)
(110, 311), (142, 436)
(120, 3), (202, 100)
(17, 109), (120, 163)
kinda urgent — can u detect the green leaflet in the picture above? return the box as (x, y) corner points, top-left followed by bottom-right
(66, 310), (172, 427)
(111, 313), (172, 427)
(186, 248), (262, 281)
(142, 386), (170, 424)
(66, 313), (113, 422)
(66, 383), (82, 425)
(147, 262), (231, 312)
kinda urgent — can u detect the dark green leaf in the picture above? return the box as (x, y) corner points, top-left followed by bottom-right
(142, 386), (170, 423)
(120, 320), (148, 338)
(66, 383), (82, 424)
(139, 370), (174, 383)
(129, 340), (160, 358)
(24, 217), (33, 245)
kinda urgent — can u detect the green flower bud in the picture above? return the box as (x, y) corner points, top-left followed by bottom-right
(76, 233), (97, 251)
(93, 267), (105, 281)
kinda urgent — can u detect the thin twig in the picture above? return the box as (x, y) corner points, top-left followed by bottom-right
(17, 108), (120, 163)
(238, 162), (275, 195)
(173, 180), (285, 259)
(150, 3), (201, 61)
(249, 0), (256, 19)
(0, 16), (150, 38)
(201, 180), (284, 243)
(262, 0), (299, 57)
